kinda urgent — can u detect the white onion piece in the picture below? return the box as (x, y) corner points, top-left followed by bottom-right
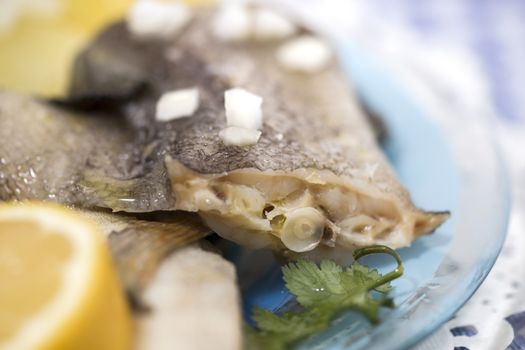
(127, 0), (192, 39)
(276, 36), (332, 73)
(281, 207), (325, 252)
(219, 127), (261, 147)
(211, 4), (251, 42)
(253, 8), (296, 41)
(224, 88), (263, 130)
(156, 88), (199, 122)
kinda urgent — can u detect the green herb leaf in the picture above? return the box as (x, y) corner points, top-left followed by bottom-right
(282, 259), (345, 308)
(247, 307), (334, 350)
(246, 245), (403, 350)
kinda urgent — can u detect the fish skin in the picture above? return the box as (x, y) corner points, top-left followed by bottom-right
(0, 90), (177, 211)
(67, 20), (378, 177)
(65, 18), (424, 207)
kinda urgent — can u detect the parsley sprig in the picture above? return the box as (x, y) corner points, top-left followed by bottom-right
(245, 245), (403, 350)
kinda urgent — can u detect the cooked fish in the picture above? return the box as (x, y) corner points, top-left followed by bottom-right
(135, 242), (242, 350)
(0, 6), (448, 258)
(63, 10), (449, 257)
(87, 212), (241, 350)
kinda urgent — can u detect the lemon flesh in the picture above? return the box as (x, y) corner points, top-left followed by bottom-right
(0, 204), (132, 350)
(0, 222), (72, 342)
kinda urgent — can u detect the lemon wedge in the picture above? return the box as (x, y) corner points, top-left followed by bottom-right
(0, 203), (132, 350)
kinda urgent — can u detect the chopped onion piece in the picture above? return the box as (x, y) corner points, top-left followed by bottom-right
(211, 4), (251, 42)
(127, 0), (192, 39)
(281, 207), (325, 252)
(224, 88), (263, 130)
(219, 127), (261, 146)
(253, 8), (296, 40)
(156, 88), (199, 122)
(276, 36), (332, 73)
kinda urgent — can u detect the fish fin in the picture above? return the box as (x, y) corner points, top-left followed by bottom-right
(413, 211), (451, 236)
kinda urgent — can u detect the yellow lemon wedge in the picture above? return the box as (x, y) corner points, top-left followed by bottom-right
(0, 203), (132, 350)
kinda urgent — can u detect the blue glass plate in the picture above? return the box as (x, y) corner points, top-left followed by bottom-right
(227, 43), (510, 349)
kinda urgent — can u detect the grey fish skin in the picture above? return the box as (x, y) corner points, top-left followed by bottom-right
(66, 19), (390, 177)
(0, 91), (176, 211)
(66, 11), (448, 256)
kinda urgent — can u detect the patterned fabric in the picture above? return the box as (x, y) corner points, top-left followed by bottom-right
(360, 0), (525, 123)
(277, 0), (525, 348)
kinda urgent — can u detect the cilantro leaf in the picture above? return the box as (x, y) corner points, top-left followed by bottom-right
(282, 259), (345, 308)
(348, 264), (392, 293)
(246, 245), (403, 350)
(248, 307), (334, 350)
